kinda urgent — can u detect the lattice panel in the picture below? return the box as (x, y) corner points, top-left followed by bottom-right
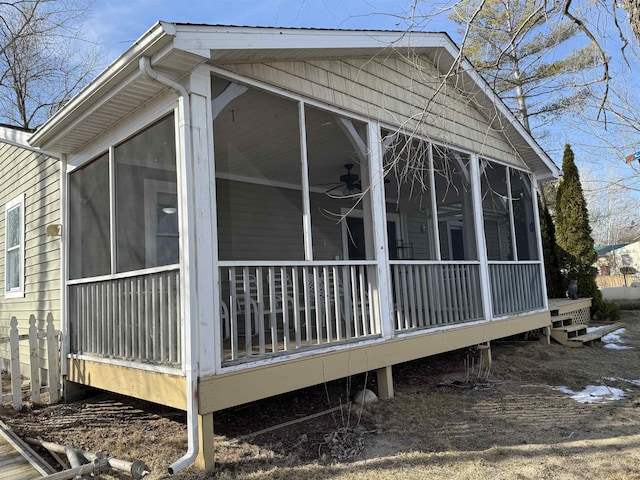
(564, 307), (591, 325)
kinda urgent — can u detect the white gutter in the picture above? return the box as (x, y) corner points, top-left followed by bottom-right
(138, 56), (199, 475)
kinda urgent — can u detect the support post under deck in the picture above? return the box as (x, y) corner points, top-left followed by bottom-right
(376, 365), (394, 399)
(196, 413), (215, 470)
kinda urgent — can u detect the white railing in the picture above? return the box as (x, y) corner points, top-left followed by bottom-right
(68, 267), (181, 366)
(219, 262), (380, 364)
(0, 314), (61, 409)
(391, 262), (483, 331)
(489, 262), (545, 316)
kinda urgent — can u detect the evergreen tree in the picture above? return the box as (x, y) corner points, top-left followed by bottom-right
(554, 144), (601, 305)
(448, 0), (600, 133)
(539, 200), (564, 298)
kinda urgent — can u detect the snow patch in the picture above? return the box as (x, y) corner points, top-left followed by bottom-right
(551, 385), (626, 403)
(604, 377), (640, 387)
(602, 328), (626, 343)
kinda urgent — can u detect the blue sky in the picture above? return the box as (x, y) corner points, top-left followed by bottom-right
(86, 0), (454, 61)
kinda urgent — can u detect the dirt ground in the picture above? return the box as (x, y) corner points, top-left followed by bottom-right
(3, 311), (640, 479)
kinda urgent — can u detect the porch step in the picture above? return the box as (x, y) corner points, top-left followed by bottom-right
(550, 322), (588, 348)
(551, 315), (574, 328)
(571, 322), (626, 345)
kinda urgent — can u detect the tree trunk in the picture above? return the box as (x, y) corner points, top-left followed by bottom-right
(622, 0), (640, 44)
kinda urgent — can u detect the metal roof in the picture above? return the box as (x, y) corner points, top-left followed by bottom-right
(28, 22), (559, 178)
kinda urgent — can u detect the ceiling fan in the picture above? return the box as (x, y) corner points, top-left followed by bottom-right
(323, 163), (362, 195)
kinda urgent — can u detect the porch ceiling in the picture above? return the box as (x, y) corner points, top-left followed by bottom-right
(29, 23), (558, 179)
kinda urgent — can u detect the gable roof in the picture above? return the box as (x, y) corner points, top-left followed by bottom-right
(595, 244), (630, 256)
(29, 22), (558, 179)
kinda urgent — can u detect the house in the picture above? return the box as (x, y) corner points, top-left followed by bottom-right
(26, 23), (572, 472)
(596, 243), (639, 277)
(0, 124), (60, 377)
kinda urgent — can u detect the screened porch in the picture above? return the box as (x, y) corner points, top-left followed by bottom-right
(65, 72), (546, 370)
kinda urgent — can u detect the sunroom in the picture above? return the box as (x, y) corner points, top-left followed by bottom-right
(29, 23), (559, 471)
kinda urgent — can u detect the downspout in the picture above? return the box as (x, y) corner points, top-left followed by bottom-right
(138, 56), (199, 475)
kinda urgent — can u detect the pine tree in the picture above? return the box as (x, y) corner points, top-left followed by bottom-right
(539, 200), (564, 298)
(448, 0), (600, 134)
(554, 144), (601, 306)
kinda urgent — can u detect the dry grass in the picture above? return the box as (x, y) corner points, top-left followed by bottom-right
(3, 312), (640, 479)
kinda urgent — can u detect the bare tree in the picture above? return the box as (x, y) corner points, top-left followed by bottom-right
(0, 0), (99, 128)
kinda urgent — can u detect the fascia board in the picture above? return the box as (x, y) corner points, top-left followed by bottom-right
(170, 24), (451, 58)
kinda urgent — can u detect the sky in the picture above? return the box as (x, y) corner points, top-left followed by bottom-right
(86, 0), (453, 61)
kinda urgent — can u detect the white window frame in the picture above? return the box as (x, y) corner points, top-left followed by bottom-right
(5, 193), (25, 298)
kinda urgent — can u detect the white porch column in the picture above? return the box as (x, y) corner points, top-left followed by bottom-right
(366, 122), (394, 339)
(532, 174), (550, 310)
(189, 67), (218, 375)
(469, 155), (493, 322)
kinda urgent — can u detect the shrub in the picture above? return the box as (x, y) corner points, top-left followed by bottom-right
(593, 299), (620, 322)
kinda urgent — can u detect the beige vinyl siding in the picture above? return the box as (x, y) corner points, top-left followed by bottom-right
(405, 212), (433, 260)
(0, 140), (60, 373)
(217, 179), (375, 261)
(216, 179), (305, 261)
(221, 57), (527, 170)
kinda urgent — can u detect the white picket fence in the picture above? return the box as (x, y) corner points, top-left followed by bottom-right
(0, 313), (61, 410)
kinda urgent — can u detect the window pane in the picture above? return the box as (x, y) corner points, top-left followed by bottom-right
(383, 131), (436, 260)
(213, 76), (304, 261)
(115, 114), (178, 272)
(6, 249), (19, 289)
(69, 154), (111, 279)
(510, 169), (539, 260)
(481, 161), (513, 261)
(6, 206), (20, 249)
(433, 146), (477, 261)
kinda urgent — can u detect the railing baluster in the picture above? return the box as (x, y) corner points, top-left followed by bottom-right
(350, 266), (359, 338)
(136, 277), (143, 361)
(302, 267), (312, 345)
(167, 273), (174, 364)
(281, 267), (290, 351)
(268, 267), (277, 352)
(242, 267), (252, 358)
(292, 267), (301, 348)
(341, 266), (352, 339)
(255, 267), (265, 355)
(322, 266), (332, 342)
(229, 267), (238, 361)
(414, 266), (424, 327)
(331, 266), (341, 341)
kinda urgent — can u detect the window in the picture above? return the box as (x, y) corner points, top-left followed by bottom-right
(5, 193), (24, 298)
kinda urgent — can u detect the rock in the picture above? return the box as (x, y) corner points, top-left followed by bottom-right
(353, 388), (378, 405)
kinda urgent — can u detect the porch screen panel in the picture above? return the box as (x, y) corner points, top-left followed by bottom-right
(480, 161), (514, 261)
(432, 145), (477, 261)
(305, 106), (371, 260)
(213, 75), (304, 261)
(114, 114), (178, 272)
(510, 169), (539, 260)
(383, 132), (436, 260)
(69, 154), (111, 279)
